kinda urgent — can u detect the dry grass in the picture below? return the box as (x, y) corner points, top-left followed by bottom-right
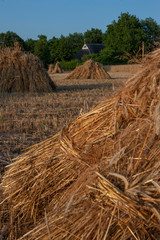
(104, 64), (141, 73)
(52, 62), (63, 73)
(0, 43), (56, 93)
(66, 59), (111, 79)
(2, 56), (159, 240)
(0, 72), (125, 239)
(0, 73), (124, 173)
(48, 64), (54, 73)
(48, 62), (63, 74)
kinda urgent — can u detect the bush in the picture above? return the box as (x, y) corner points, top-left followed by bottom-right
(98, 48), (127, 65)
(60, 59), (81, 71)
(81, 54), (99, 63)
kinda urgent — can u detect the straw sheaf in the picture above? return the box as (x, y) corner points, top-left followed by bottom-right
(52, 62), (63, 73)
(0, 44), (56, 92)
(65, 59), (111, 79)
(1, 49), (160, 239)
(48, 64), (54, 73)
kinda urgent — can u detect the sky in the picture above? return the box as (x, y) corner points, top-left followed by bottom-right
(0, 0), (160, 41)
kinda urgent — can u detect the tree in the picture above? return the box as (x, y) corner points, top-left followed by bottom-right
(100, 13), (160, 64)
(58, 35), (73, 61)
(0, 31), (25, 49)
(68, 32), (84, 55)
(101, 13), (143, 64)
(48, 36), (69, 63)
(48, 37), (60, 63)
(48, 33), (84, 63)
(141, 17), (160, 51)
(25, 38), (36, 54)
(34, 35), (50, 68)
(84, 28), (103, 43)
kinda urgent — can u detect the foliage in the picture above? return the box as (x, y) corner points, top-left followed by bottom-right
(1, 13), (160, 67)
(98, 47), (127, 65)
(25, 38), (36, 54)
(48, 37), (60, 63)
(49, 33), (84, 63)
(84, 28), (103, 43)
(60, 59), (81, 71)
(141, 17), (160, 51)
(0, 31), (26, 49)
(34, 35), (50, 68)
(101, 13), (143, 64)
(68, 33), (84, 56)
(81, 53), (99, 63)
(100, 13), (160, 64)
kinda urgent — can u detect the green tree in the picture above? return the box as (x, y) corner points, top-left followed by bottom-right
(0, 31), (25, 49)
(68, 32), (84, 55)
(48, 37), (61, 63)
(84, 28), (103, 43)
(141, 17), (160, 51)
(58, 35), (73, 61)
(101, 13), (143, 64)
(100, 13), (160, 64)
(48, 33), (84, 63)
(25, 38), (36, 54)
(34, 35), (50, 68)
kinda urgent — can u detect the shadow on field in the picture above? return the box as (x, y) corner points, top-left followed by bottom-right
(56, 82), (122, 92)
(111, 77), (129, 79)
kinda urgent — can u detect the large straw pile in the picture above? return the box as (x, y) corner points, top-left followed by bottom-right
(0, 44), (56, 92)
(1, 49), (160, 239)
(66, 59), (111, 79)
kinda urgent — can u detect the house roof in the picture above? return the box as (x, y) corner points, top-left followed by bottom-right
(74, 43), (105, 60)
(84, 43), (105, 54)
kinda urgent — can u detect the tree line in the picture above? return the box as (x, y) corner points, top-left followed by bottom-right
(0, 13), (160, 69)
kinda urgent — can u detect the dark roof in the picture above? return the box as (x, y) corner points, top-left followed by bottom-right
(73, 49), (90, 60)
(73, 43), (105, 60)
(85, 43), (105, 54)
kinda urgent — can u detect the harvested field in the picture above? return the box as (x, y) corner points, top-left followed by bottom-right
(0, 72), (128, 181)
(52, 71), (131, 90)
(0, 49), (160, 239)
(104, 64), (141, 73)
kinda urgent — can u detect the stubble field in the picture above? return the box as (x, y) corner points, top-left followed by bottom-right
(0, 71), (133, 179)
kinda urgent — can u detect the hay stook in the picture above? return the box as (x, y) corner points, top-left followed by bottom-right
(52, 61), (63, 73)
(0, 44), (56, 93)
(66, 59), (111, 79)
(47, 64), (54, 74)
(1, 49), (160, 239)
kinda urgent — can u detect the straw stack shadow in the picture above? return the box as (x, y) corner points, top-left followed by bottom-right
(65, 59), (111, 79)
(0, 49), (160, 239)
(0, 43), (56, 93)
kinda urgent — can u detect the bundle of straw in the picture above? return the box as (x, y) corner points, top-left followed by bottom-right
(66, 59), (111, 79)
(47, 64), (54, 73)
(1, 49), (160, 239)
(52, 62), (63, 73)
(0, 43), (56, 93)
